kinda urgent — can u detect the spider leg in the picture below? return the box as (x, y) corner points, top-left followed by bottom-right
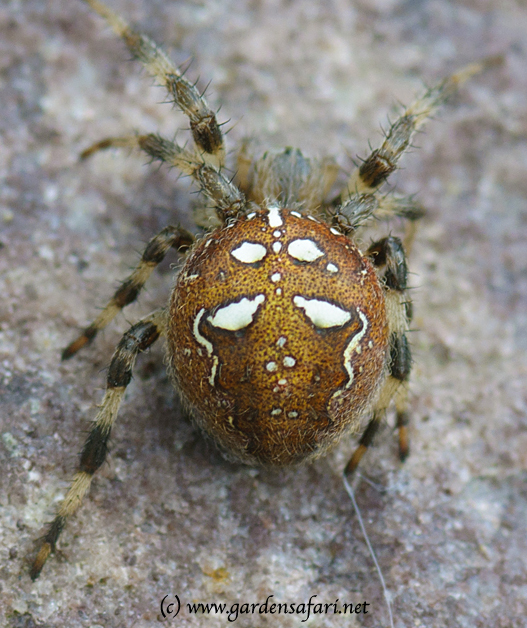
(81, 0), (225, 167)
(345, 236), (412, 476)
(81, 133), (246, 222)
(332, 192), (425, 257)
(79, 136), (143, 160)
(63, 224), (193, 360)
(234, 137), (256, 198)
(31, 308), (167, 580)
(366, 194), (425, 224)
(333, 61), (497, 247)
(342, 61), (489, 198)
(395, 384), (410, 461)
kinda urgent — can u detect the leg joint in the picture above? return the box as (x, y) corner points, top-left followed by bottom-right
(368, 236), (408, 291)
(389, 332), (412, 381)
(79, 424), (110, 475)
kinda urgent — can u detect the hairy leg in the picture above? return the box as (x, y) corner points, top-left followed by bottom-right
(81, 0), (225, 166)
(345, 236), (412, 476)
(63, 225), (193, 359)
(31, 308), (167, 580)
(81, 133), (246, 221)
(343, 61), (491, 197)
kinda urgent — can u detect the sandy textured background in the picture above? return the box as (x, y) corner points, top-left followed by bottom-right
(1, 0), (526, 626)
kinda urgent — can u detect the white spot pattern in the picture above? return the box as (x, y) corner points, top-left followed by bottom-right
(267, 205), (283, 227)
(293, 296), (351, 328)
(288, 239), (324, 262)
(208, 294), (265, 331)
(231, 241), (267, 263)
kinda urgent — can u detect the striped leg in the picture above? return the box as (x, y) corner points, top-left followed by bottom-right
(332, 191), (425, 237)
(62, 225), (192, 360)
(394, 385), (410, 462)
(31, 308), (167, 580)
(345, 236), (412, 477)
(79, 133), (246, 222)
(81, 0), (225, 167)
(343, 61), (490, 197)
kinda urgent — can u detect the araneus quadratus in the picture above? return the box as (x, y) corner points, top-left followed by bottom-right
(31, 0), (490, 580)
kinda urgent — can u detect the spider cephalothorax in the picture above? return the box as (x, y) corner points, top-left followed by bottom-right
(30, 0), (486, 580)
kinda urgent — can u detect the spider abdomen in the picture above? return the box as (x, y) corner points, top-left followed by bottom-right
(168, 206), (389, 466)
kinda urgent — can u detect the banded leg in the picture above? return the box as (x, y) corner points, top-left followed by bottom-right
(345, 236), (412, 477)
(31, 308), (167, 580)
(371, 194), (426, 255)
(234, 138), (256, 198)
(343, 61), (489, 197)
(331, 192), (425, 236)
(63, 225), (193, 359)
(80, 133), (246, 222)
(394, 385), (410, 461)
(345, 411), (382, 478)
(81, 0), (225, 167)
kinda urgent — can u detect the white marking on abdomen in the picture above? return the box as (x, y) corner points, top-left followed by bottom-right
(288, 239), (324, 262)
(193, 308), (219, 386)
(231, 242), (267, 263)
(267, 205), (283, 227)
(342, 308), (369, 388)
(293, 296), (351, 328)
(271, 272), (281, 283)
(193, 309), (213, 355)
(326, 263), (338, 273)
(272, 242), (282, 254)
(208, 294), (265, 331)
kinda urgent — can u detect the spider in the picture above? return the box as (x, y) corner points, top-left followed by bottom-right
(30, 0), (488, 580)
